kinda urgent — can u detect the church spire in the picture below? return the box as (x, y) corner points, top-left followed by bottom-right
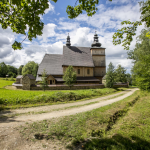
(91, 31), (101, 47)
(66, 33), (71, 46)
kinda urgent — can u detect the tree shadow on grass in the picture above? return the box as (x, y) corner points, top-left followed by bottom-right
(71, 134), (150, 150)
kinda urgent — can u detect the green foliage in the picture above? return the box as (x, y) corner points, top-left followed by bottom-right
(114, 64), (127, 83)
(130, 28), (150, 90)
(0, 0), (112, 50)
(63, 66), (76, 89)
(12, 41), (22, 50)
(146, 31), (150, 38)
(0, 62), (8, 77)
(113, 0), (150, 50)
(7, 65), (17, 75)
(22, 61), (38, 77)
(18, 65), (24, 75)
(126, 73), (132, 85)
(10, 76), (15, 81)
(106, 62), (115, 88)
(0, 0), (49, 50)
(7, 72), (15, 78)
(40, 69), (48, 91)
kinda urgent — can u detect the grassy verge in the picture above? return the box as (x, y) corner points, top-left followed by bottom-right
(20, 89), (150, 150)
(0, 92), (126, 118)
(0, 78), (126, 110)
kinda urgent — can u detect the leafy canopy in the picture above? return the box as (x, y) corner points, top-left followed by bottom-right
(0, 62), (8, 77)
(130, 28), (150, 90)
(113, 0), (150, 50)
(114, 64), (127, 83)
(0, 0), (112, 50)
(18, 65), (24, 75)
(22, 61), (38, 77)
(0, 0), (49, 50)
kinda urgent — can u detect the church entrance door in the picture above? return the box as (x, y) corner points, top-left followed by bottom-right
(50, 80), (52, 84)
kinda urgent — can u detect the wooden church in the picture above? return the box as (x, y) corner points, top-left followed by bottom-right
(36, 32), (106, 85)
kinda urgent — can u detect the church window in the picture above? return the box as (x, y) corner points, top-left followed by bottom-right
(78, 69), (80, 74)
(87, 69), (90, 74)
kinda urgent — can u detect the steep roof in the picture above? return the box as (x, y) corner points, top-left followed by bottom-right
(16, 75), (23, 79)
(37, 54), (63, 75)
(25, 74), (35, 79)
(63, 46), (94, 67)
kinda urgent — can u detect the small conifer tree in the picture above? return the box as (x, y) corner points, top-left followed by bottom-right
(40, 69), (48, 91)
(63, 66), (76, 90)
(106, 62), (115, 88)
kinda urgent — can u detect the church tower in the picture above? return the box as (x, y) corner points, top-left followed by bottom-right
(91, 32), (106, 83)
(66, 33), (71, 46)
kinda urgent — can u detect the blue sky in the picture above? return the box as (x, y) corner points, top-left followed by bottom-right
(0, 0), (143, 73)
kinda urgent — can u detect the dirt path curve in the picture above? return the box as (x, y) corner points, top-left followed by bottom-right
(0, 88), (138, 128)
(0, 90), (127, 116)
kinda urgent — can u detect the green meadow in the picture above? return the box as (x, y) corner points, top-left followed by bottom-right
(0, 78), (119, 109)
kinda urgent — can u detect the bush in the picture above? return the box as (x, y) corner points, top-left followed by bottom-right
(9, 76), (15, 81)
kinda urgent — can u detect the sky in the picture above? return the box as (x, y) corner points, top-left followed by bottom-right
(0, 0), (144, 73)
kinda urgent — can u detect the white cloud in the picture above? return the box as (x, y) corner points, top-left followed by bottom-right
(57, 22), (80, 30)
(46, 41), (63, 54)
(45, 1), (54, 14)
(38, 23), (56, 42)
(0, 0), (144, 74)
(75, 3), (141, 31)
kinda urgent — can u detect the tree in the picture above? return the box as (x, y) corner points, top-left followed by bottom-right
(113, 0), (150, 50)
(0, 0), (112, 50)
(106, 62), (115, 88)
(114, 64), (127, 83)
(63, 66), (76, 90)
(126, 73), (132, 85)
(0, 62), (8, 77)
(40, 69), (48, 91)
(22, 61), (38, 77)
(7, 65), (17, 77)
(129, 28), (150, 90)
(18, 65), (24, 75)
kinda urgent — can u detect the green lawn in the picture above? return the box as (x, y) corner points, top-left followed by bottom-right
(0, 78), (121, 110)
(21, 90), (150, 150)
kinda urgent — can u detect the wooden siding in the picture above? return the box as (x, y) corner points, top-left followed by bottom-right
(94, 68), (106, 77)
(92, 56), (105, 67)
(63, 66), (94, 77)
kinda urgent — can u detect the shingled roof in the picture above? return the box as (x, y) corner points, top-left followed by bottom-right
(25, 74), (35, 79)
(16, 75), (23, 79)
(37, 54), (63, 75)
(63, 46), (94, 67)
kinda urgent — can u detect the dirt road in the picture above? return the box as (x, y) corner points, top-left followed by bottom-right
(0, 88), (138, 128)
(0, 88), (139, 150)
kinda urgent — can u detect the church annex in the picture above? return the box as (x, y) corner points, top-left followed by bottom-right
(36, 32), (106, 85)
